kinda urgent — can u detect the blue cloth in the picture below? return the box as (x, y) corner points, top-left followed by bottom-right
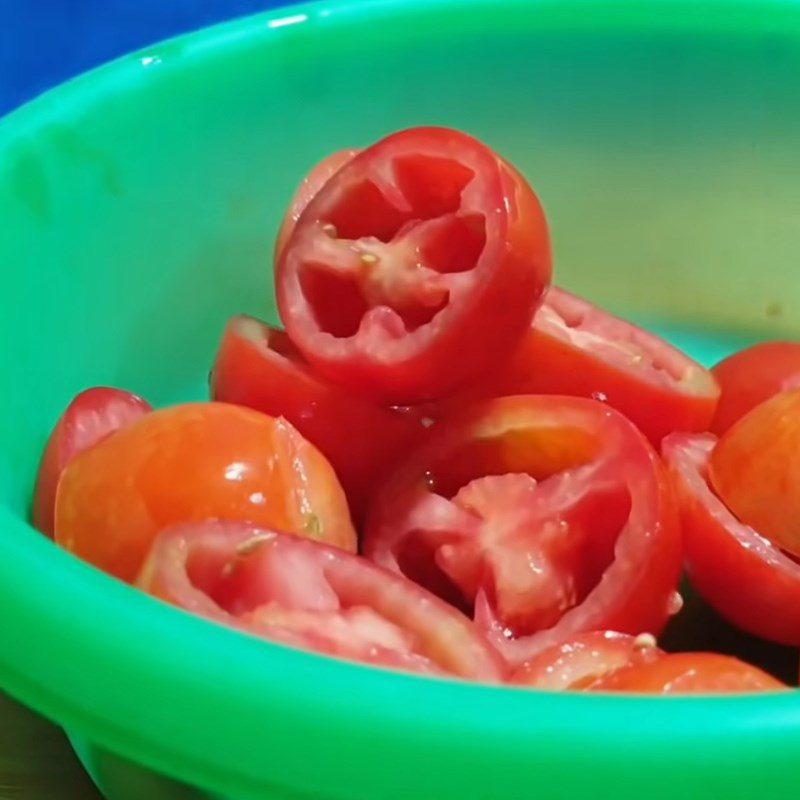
(0, 0), (297, 117)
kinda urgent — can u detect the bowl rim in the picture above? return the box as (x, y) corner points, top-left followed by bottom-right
(1, 0), (799, 797)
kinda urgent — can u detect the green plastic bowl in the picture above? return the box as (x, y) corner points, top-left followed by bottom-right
(1, 0), (799, 797)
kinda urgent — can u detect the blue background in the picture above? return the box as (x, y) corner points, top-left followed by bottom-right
(0, 0), (298, 118)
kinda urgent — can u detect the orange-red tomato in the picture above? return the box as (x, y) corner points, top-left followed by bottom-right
(711, 341), (800, 435)
(55, 403), (356, 582)
(709, 389), (800, 558)
(510, 631), (664, 690)
(585, 652), (786, 693)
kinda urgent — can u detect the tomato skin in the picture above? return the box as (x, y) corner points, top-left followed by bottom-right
(210, 315), (425, 519)
(365, 395), (682, 666)
(276, 126), (552, 404)
(510, 631), (664, 690)
(138, 520), (506, 681)
(663, 432), (800, 645)
(709, 390), (800, 557)
(453, 288), (719, 446)
(55, 403), (356, 582)
(274, 149), (360, 263)
(586, 652), (786, 693)
(711, 342), (800, 435)
(33, 387), (152, 537)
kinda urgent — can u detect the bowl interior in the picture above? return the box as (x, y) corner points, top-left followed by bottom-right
(1, 1), (800, 799)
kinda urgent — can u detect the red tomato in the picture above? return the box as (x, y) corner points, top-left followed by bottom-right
(586, 652), (786, 693)
(711, 341), (800, 435)
(55, 403), (356, 582)
(276, 126), (552, 404)
(709, 390), (800, 557)
(138, 520), (506, 681)
(510, 631), (664, 690)
(364, 395), (682, 666)
(210, 314), (426, 518)
(662, 432), (800, 645)
(274, 149), (360, 262)
(33, 387), (152, 537)
(455, 287), (719, 446)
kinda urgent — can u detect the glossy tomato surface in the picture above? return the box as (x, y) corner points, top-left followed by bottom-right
(510, 631), (663, 690)
(586, 652), (786, 693)
(276, 126), (551, 403)
(458, 287), (719, 445)
(55, 403), (356, 582)
(711, 342), (800, 435)
(138, 520), (505, 681)
(33, 387), (152, 537)
(663, 432), (800, 645)
(365, 395), (682, 665)
(709, 389), (800, 558)
(211, 314), (424, 518)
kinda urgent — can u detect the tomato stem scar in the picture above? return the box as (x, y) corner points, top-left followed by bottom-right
(322, 223), (338, 238)
(633, 632), (657, 650)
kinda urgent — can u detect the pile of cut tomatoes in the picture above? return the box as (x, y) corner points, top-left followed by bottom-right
(35, 127), (800, 693)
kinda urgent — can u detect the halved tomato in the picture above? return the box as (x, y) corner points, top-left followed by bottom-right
(510, 631), (663, 690)
(55, 403), (356, 582)
(210, 314), (426, 518)
(274, 149), (360, 262)
(711, 341), (800, 435)
(33, 387), (152, 537)
(662, 431), (800, 645)
(586, 652), (786, 693)
(138, 520), (506, 681)
(709, 390), (800, 557)
(454, 287), (719, 446)
(276, 126), (552, 404)
(364, 395), (682, 666)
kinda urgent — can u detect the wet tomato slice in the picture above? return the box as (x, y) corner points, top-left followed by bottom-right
(709, 390), (800, 558)
(586, 652), (786, 693)
(711, 341), (800, 435)
(138, 520), (506, 681)
(510, 631), (664, 690)
(454, 287), (719, 445)
(364, 395), (682, 666)
(55, 403), (356, 582)
(210, 314), (425, 519)
(33, 387), (152, 537)
(663, 431), (800, 645)
(276, 126), (552, 404)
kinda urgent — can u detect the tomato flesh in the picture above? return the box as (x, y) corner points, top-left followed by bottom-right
(663, 431), (800, 645)
(365, 395), (682, 665)
(453, 288), (719, 445)
(586, 652), (786, 693)
(510, 631), (664, 690)
(55, 403), (356, 582)
(210, 314), (425, 519)
(33, 387), (152, 537)
(711, 341), (800, 435)
(277, 127), (552, 404)
(138, 521), (506, 680)
(709, 389), (800, 558)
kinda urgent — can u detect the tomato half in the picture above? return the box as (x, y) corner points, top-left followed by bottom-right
(455, 287), (719, 446)
(662, 431), (800, 645)
(364, 395), (682, 665)
(210, 314), (426, 518)
(711, 341), (800, 435)
(55, 403), (356, 582)
(138, 520), (506, 681)
(586, 652), (786, 693)
(33, 387), (152, 537)
(274, 149), (360, 262)
(276, 126), (552, 404)
(510, 631), (663, 690)
(709, 389), (800, 558)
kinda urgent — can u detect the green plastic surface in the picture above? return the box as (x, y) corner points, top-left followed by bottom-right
(1, 0), (799, 798)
